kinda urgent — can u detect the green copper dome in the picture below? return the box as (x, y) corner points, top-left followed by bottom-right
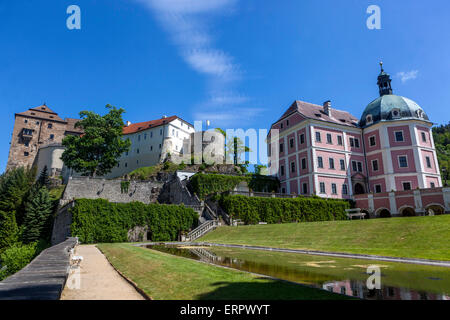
(360, 94), (430, 128)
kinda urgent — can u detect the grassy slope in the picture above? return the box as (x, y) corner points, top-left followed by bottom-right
(200, 215), (450, 261)
(97, 243), (350, 300)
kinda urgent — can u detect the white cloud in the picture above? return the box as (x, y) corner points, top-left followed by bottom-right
(135, 0), (263, 128)
(397, 70), (419, 83)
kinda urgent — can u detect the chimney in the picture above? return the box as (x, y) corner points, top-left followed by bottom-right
(126, 121), (131, 126)
(323, 100), (331, 116)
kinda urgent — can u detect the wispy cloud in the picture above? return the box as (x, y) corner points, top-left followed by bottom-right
(397, 70), (419, 83)
(135, 0), (262, 127)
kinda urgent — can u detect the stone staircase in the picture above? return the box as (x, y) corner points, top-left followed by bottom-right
(185, 220), (219, 242)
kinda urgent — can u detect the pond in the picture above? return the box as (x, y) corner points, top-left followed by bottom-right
(146, 244), (450, 300)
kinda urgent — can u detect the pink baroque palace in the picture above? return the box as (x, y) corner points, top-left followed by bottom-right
(268, 63), (450, 217)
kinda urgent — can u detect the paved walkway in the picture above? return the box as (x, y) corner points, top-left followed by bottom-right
(61, 245), (145, 300)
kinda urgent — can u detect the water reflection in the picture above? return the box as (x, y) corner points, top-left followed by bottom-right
(147, 244), (450, 300)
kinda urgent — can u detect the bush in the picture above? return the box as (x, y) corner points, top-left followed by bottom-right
(0, 240), (48, 281)
(70, 199), (198, 243)
(220, 195), (350, 224)
(189, 173), (279, 199)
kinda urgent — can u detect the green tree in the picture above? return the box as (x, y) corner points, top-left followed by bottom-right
(0, 210), (19, 253)
(22, 186), (54, 243)
(215, 128), (251, 165)
(433, 123), (450, 184)
(61, 105), (131, 177)
(37, 165), (51, 188)
(0, 167), (35, 227)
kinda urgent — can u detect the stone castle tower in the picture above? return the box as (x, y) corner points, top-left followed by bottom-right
(6, 104), (82, 172)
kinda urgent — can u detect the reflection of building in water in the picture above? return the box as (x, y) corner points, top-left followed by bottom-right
(323, 279), (449, 300)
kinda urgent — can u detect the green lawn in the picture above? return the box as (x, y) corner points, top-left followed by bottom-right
(200, 215), (450, 261)
(97, 243), (351, 300)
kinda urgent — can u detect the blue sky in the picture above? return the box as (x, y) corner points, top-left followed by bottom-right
(1, 0), (450, 170)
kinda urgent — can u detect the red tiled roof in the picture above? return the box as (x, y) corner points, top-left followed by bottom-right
(276, 100), (359, 128)
(122, 116), (179, 135)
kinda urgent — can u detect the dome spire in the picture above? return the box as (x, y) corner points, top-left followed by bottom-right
(377, 61), (393, 96)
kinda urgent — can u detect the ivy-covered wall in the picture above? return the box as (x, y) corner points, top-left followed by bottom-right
(220, 195), (350, 224)
(189, 173), (279, 199)
(70, 199), (198, 243)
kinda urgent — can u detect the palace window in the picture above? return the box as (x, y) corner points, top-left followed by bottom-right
(137, 148), (140, 154)
(316, 132), (321, 142)
(301, 158), (307, 170)
(369, 136), (376, 146)
(50, 134), (54, 140)
(280, 123), (283, 129)
(319, 182), (326, 194)
(372, 159), (379, 171)
(150, 146), (153, 151)
(395, 131), (404, 142)
(48, 123), (52, 129)
(302, 183), (308, 194)
(366, 114), (373, 124)
(329, 158), (335, 169)
(426, 156), (432, 168)
(342, 184), (348, 195)
(392, 108), (401, 119)
(290, 138), (294, 149)
(327, 133), (332, 144)
(430, 182), (436, 188)
(358, 162), (363, 172)
(24, 119), (28, 123)
(318, 157), (323, 168)
(280, 165), (285, 176)
(421, 132), (427, 143)
(138, 135), (141, 141)
(24, 152), (29, 156)
(286, 120), (289, 126)
(144, 133), (147, 140)
(331, 183), (337, 195)
(280, 143), (284, 153)
(350, 137), (359, 148)
(300, 134), (305, 144)
(375, 184), (382, 193)
(398, 156), (408, 168)
(337, 136), (343, 146)
(291, 162), (295, 173)
(403, 182), (412, 191)
(340, 159), (345, 171)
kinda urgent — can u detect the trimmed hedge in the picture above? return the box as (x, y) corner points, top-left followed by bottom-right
(70, 199), (198, 243)
(190, 173), (279, 199)
(220, 195), (350, 224)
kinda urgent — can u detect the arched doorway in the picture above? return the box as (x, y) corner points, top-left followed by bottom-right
(354, 183), (365, 195)
(378, 209), (391, 218)
(425, 205), (445, 216)
(401, 207), (416, 217)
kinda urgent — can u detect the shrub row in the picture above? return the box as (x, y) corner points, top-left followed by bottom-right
(70, 199), (198, 243)
(220, 195), (350, 224)
(189, 173), (279, 199)
(0, 240), (48, 281)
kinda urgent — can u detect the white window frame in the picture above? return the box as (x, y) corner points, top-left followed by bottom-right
(372, 159), (379, 172)
(342, 184), (348, 195)
(319, 182), (326, 194)
(299, 133), (305, 144)
(426, 156), (432, 168)
(374, 184), (382, 193)
(366, 114), (373, 125)
(331, 183), (337, 195)
(392, 108), (401, 119)
(394, 130), (404, 142)
(326, 133), (332, 144)
(402, 181), (412, 191)
(318, 156), (324, 168)
(337, 135), (343, 146)
(398, 155), (409, 168)
(369, 135), (376, 147)
(301, 157), (307, 170)
(421, 132), (427, 143)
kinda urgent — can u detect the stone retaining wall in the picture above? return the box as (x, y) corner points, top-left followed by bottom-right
(62, 177), (164, 204)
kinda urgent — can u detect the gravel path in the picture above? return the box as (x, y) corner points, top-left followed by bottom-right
(61, 245), (145, 300)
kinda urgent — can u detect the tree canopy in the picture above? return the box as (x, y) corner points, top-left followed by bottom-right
(433, 123), (450, 185)
(61, 105), (131, 177)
